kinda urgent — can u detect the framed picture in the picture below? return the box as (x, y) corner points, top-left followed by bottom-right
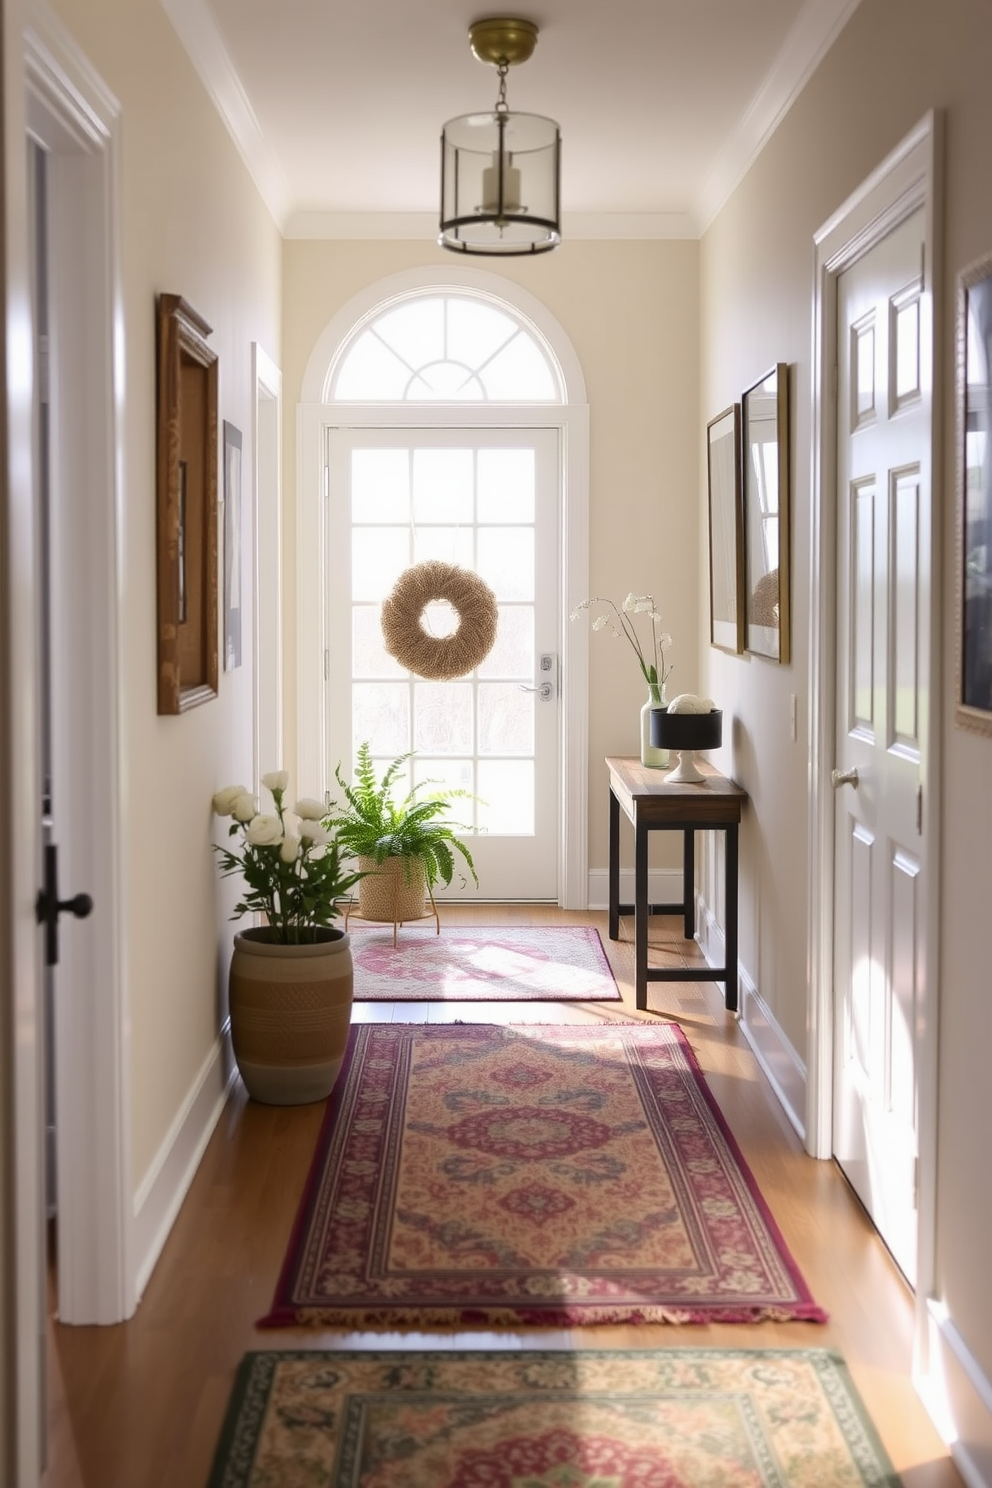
(742, 363), (790, 663)
(155, 294), (218, 714)
(707, 404), (744, 653)
(223, 421), (243, 671)
(956, 252), (992, 733)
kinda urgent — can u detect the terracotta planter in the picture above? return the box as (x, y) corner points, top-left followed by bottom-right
(357, 855), (427, 923)
(228, 926), (353, 1105)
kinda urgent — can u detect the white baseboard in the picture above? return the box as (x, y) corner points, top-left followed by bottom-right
(132, 1025), (236, 1300)
(587, 867), (682, 913)
(696, 894), (807, 1142)
(919, 1301), (992, 1488)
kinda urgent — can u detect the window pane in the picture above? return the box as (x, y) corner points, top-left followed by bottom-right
(408, 363), (484, 400)
(478, 683), (534, 756)
(413, 756), (475, 797)
(353, 604), (404, 677)
(413, 527), (475, 567)
(477, 605), (533, 678)
(352, 448), (409, 523)
(352, 682), (410, 757)
(447, 297), (518, 367)
(413, 683), (473, 753)
(352, 527), (409, 600)
(477, 527), (534, 600)
(478, 449), (535, 522)
(373, 298), (444, 368)
(335, 335), (410, 401)
(477, 759), (534, 834)
(413, 449), (474, 523)
(480, 332), (557, 400)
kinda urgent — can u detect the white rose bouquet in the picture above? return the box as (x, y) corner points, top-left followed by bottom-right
(212, 771), (364, 944)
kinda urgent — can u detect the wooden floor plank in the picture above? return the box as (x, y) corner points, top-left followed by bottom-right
(44, 906), (960, 1486)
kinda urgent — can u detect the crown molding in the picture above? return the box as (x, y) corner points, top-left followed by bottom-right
(160, 0), (292, 229)
(697, 0), (863, 231)
(283, 210), (698, 242)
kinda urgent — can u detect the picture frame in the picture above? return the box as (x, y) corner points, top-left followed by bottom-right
(956, 251), (992, 733)
(742, 363), (790, 663)
(707, 404), (744, 653)
(223, 421), (243, 671)
(155, 293), (219, 713)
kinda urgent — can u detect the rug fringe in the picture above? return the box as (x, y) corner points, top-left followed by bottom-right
(256, 1301), (828, 1330)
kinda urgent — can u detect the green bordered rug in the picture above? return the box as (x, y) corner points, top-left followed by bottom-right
(205, 1348), (901, 1487)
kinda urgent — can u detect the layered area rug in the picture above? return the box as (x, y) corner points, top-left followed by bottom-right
(207, 1348), (897, 1487)
(259, 1023), (825, 1328)
(348, 924), (620, 1002)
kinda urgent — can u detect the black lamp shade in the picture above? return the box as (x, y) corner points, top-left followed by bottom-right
(650, 708), (723, 752)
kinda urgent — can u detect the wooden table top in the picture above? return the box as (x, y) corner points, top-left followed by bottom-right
(606, 756), (746, 825)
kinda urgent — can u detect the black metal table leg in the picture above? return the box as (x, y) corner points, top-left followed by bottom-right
(635, 812), (649, 1010)
(682, 827), (695, 939)
(608, 788), (620, 942)
(724, 821), (739, 1011)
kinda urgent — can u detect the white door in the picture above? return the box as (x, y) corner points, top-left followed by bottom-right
(326, 426), (560, 901)
(832, 207), (930, 1284)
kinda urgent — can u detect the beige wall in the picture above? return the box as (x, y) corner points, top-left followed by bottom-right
(700, 0), (992, 1381)
(281, 238), (700, 872)
(46, 0), (282, 1188)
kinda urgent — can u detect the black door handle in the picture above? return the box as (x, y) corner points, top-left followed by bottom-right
(35, 842), (92, 967)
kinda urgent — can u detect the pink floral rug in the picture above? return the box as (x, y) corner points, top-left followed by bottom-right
(347, 924), (621, 1001)
(260, 1022), (826, 1328)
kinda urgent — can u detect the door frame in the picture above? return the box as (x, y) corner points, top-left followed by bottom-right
(252, 342), (283, 787)
(807, 112), (942, 1329)
(296, 267), (590, 909)
(24, 5), (132, 1326)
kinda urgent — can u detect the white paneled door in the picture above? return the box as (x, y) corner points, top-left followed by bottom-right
(832, 208), (930, 1285)
(326, 427), (560, 901)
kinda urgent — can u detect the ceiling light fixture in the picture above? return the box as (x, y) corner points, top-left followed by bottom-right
(439, 17), (561, 256)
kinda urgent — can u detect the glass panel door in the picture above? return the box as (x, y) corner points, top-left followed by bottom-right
(326, 427), (560, 900)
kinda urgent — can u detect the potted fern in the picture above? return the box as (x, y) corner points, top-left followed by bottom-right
(328, 743), (479, 928)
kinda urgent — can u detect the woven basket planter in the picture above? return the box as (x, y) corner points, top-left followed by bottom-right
(229, 926), (353, 1105)
(357, 855), (428, 924)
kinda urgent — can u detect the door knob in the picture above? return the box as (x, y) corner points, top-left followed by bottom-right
(830, 767), (859, 789)
(35, 842), (93, 967)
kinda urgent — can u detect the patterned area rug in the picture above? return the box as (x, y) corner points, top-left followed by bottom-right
(259, 1023), (825, 1328)
(348, 924), (621, 1001)
(207, 1348), (898, 1487)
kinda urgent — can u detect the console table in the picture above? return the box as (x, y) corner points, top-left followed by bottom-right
(606, 756), (746, 1013)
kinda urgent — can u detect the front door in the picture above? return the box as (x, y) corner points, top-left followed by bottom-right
(326, 426), (560, 902)
(832, 206), (930, 1284)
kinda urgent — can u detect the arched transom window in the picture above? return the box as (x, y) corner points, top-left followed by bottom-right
(330, 293), (562, 403)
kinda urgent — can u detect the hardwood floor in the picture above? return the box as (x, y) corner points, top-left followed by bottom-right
(43, 906), (961, 1486)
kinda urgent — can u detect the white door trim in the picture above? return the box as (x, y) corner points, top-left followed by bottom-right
(251, 342), (283, 786)
(25, 1), (133, 1323)
(296, 270), (590, 909)
(807, 109), (942, 1325)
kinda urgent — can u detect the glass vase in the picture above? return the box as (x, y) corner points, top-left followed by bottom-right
(639, 683), (669, 768)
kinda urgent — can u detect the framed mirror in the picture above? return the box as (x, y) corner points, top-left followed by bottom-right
(707, 404), (744, 653)
(156, 293), (219, 713)
(742, 363), (790, 663)
(957, 252), (992, 733)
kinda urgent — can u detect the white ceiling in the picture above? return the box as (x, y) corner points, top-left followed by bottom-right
(163, 0), (861, 238)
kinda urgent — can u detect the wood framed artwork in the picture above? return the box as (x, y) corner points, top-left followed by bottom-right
(223, 421), (243, 671)
(742, 363), (790, 663)
(156, 293), (219, 714)
(707, 404), (744, 653)
(956, 251), (992, 733)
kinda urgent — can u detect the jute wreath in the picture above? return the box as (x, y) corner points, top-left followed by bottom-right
(381, 560), (499, 680)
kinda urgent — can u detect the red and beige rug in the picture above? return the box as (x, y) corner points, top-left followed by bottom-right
(259, 1023), (825, 1329)
(207, 1348), (896, 1487)
(347, 924), (621, 1001)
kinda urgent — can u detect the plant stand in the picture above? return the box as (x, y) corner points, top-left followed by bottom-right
(343, 882), (441, 948)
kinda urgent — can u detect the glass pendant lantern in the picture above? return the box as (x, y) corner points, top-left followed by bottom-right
(439, 18), (561, 256)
